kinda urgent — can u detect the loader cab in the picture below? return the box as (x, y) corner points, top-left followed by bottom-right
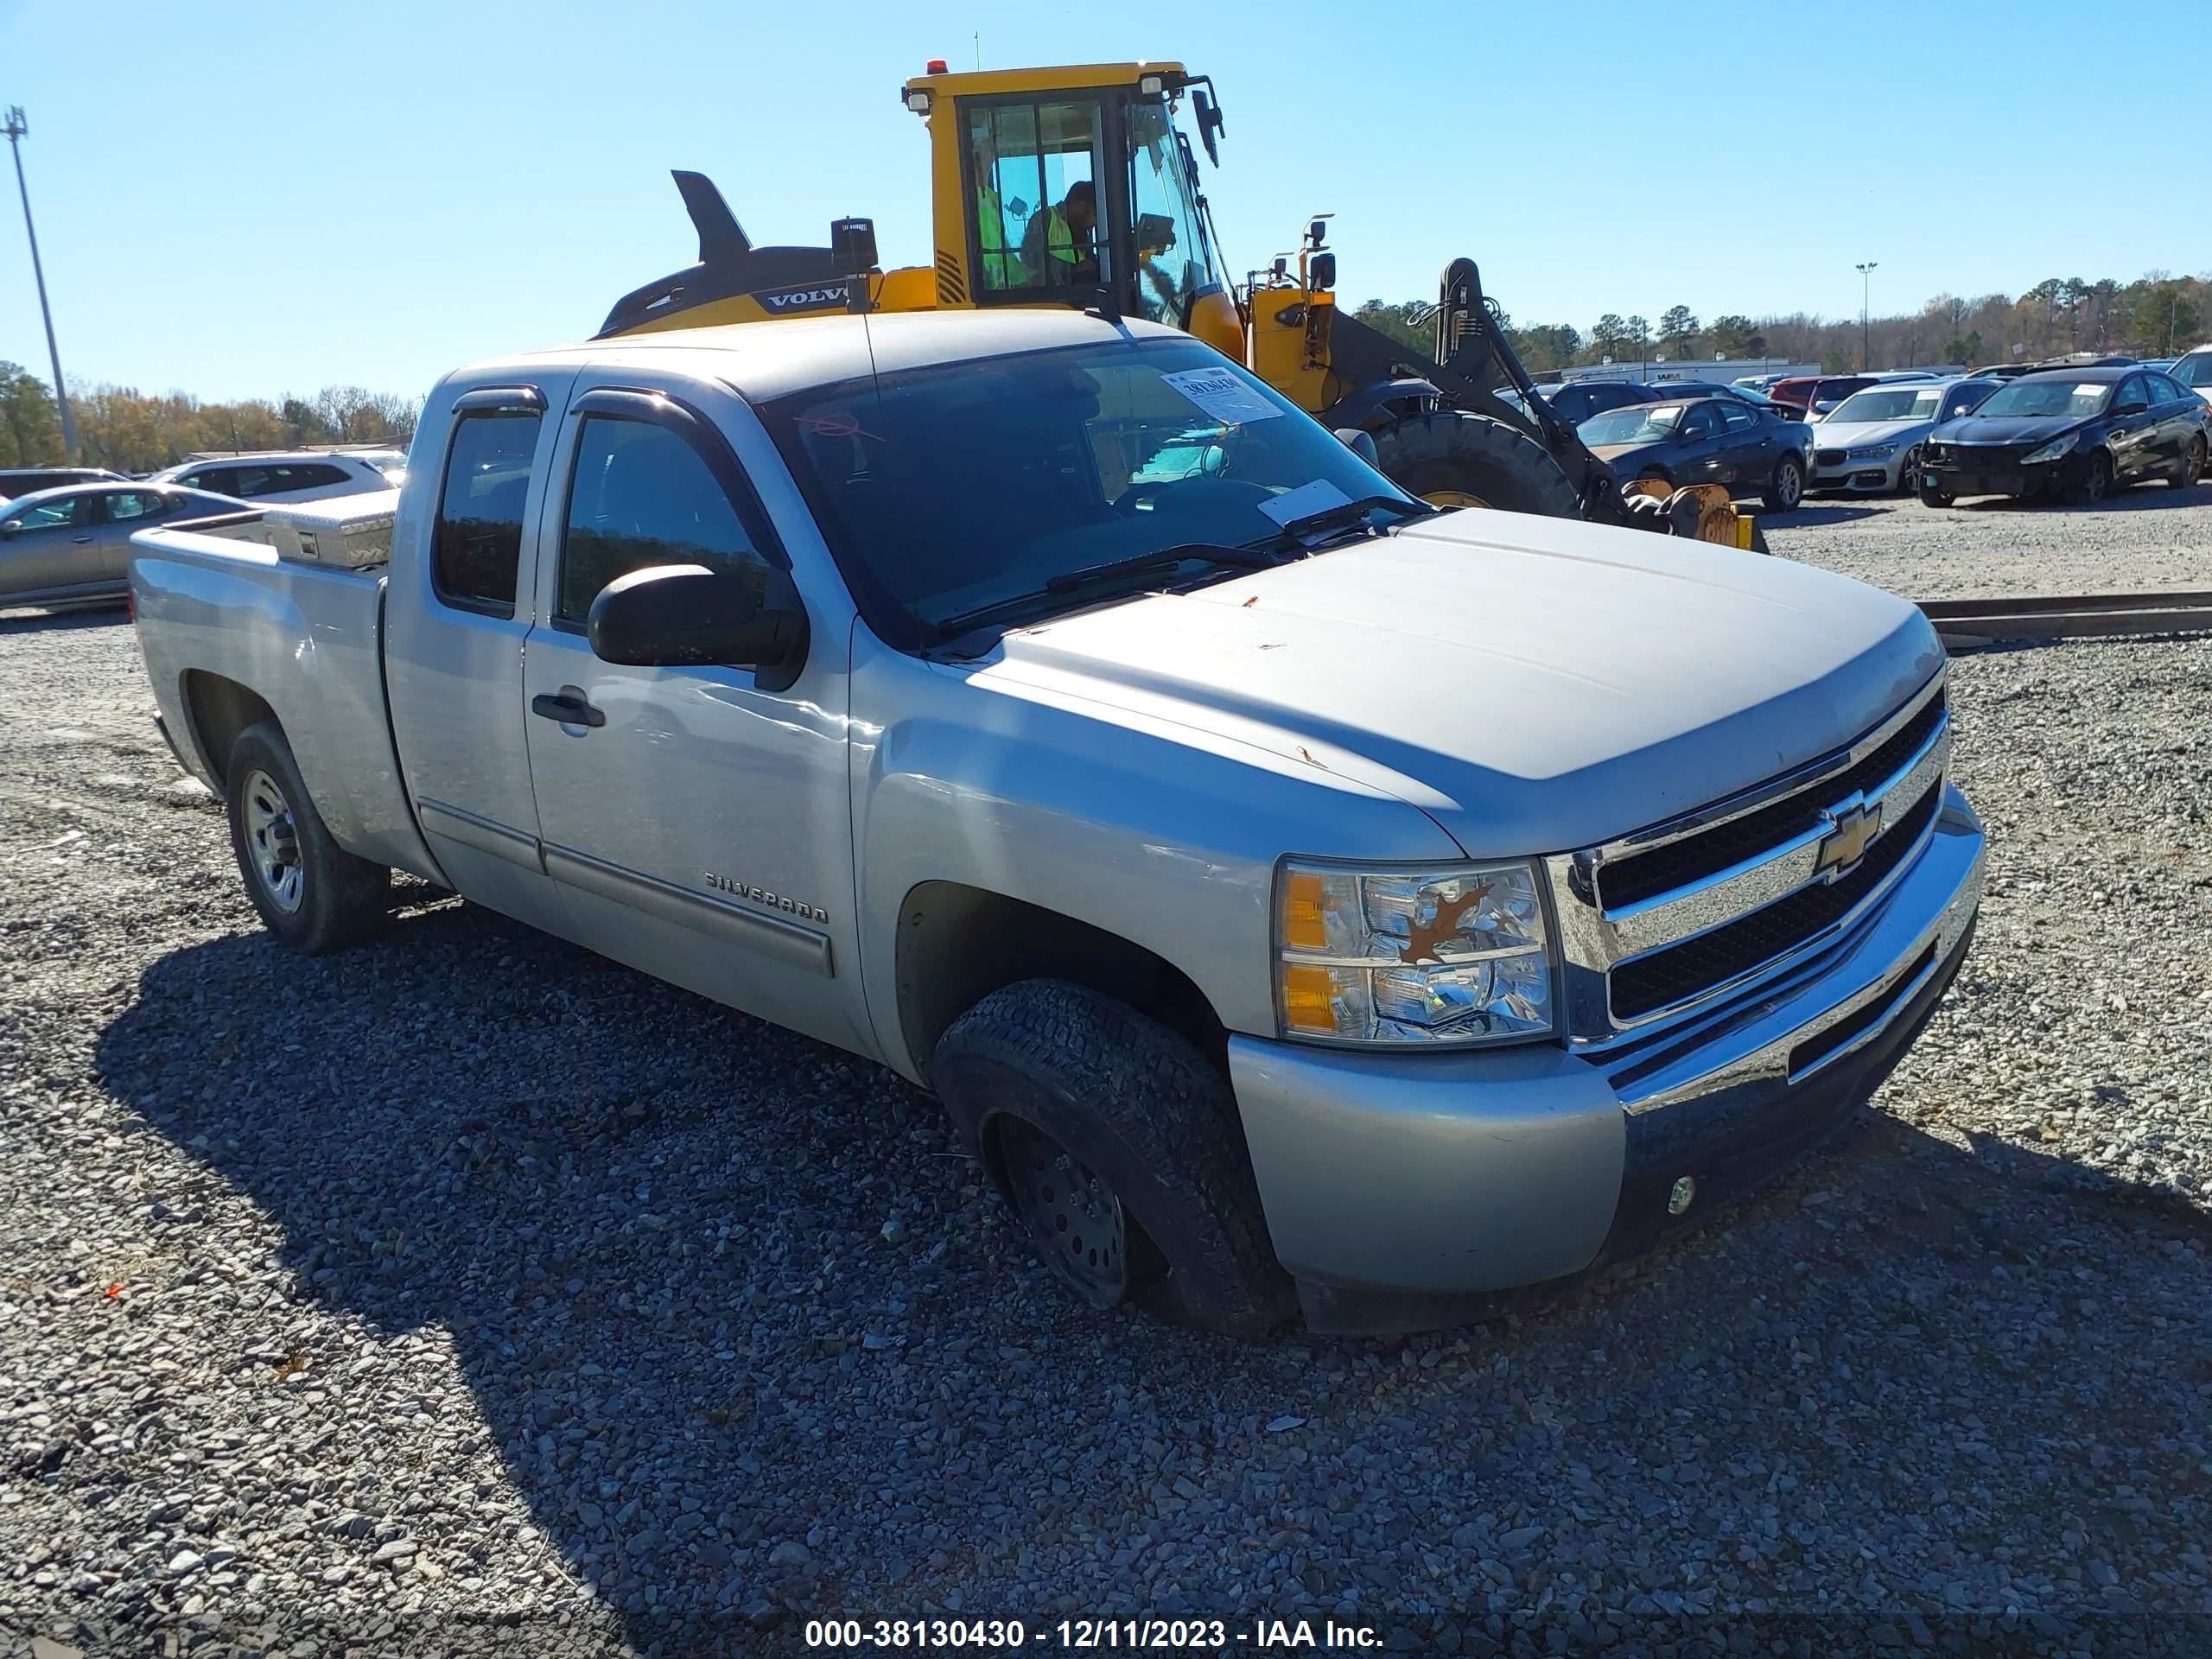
(904, 61), (1243, 359)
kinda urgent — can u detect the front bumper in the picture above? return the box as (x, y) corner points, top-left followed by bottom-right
(1229, 785), (1985, 1334)
(1923, 454), (2077, 498)
(1810, 454), (1904, 493)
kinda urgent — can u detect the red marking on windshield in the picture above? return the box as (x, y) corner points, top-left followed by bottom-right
(798, 412), (883, 442)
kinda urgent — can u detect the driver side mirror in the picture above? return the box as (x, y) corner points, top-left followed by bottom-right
(588, 563), (810, 692)
(0, 521), (17, 539)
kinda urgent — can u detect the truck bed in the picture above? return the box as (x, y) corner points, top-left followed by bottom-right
(128, 521), (441, 881)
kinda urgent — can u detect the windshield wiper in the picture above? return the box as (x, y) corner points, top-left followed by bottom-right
(1269, 493), (1436, 546)
(929, 544), (1284, 645)
(1043, 543), (1284, 594)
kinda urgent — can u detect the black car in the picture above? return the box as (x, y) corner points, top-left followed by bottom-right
(1531, 380), (1664, 425)
(0, 465), (127, 502)
(1918, 366), (2209, 506)
(1578, 396), (1814, 511)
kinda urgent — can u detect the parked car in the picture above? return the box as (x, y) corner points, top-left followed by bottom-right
(1808, 378), (1999, 495)
(2171, 345), (2212, 407)
(148, 449), (399, 504)
(1643, 379), (1781, 410)
(124, 308), (1982, 1337)
(1918, 366), (2209, 505)
(1966, 364), (2037, 382)
(0, 465), (127, 503)
(1528, 380), (1664, 425)
(0, 482), (243, 607)
(2032, 352), (2134, 370)
(1580, 397), (1813, 510)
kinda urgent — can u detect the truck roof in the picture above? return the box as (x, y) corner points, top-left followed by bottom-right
(480, 308), (1188, 405)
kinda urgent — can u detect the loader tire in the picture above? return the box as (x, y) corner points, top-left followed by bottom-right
(1369, 411), (1583, 519)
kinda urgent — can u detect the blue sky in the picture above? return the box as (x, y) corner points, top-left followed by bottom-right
(1, 0), (2202, 402)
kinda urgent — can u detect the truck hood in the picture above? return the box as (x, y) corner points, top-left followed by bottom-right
(972, 507), (1942, 857)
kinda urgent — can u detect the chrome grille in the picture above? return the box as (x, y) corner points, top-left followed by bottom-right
(1546, 671), (1951, 1040)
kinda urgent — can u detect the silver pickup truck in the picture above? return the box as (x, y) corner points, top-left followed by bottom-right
(129, 308), (1984, 1337)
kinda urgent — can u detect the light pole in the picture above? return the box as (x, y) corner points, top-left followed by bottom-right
(1855, 261), (1878, 372)
(4, 106), (78, 461)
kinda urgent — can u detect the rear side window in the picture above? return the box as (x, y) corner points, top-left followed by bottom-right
(1718, 403), (1759, 433)
(433, 411), (543, 614)
(556, 416), (772, 627)
(105, 490), (167, 521)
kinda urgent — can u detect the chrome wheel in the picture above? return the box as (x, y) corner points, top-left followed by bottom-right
(998, 1116), (1129, 1308)
(1772, 457), (1803, 511)
(240, 767), (305, 913)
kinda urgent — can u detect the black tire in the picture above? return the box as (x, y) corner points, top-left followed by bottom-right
(2069, 449), (2113, 506)
(225, 721), (391, 954)
(1368, 410), (1583, 518)
(1895, 447), (1921, 497)
(2171, 435), (2206, 489)
(1763, 453), (1805, 513)
(1918, 476), (1954, 508)
(932, 980), (1294, 1338)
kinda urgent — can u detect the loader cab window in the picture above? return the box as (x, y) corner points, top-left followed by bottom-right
(1126, 99), (1207, 327)
(963, 98), (1109, 299)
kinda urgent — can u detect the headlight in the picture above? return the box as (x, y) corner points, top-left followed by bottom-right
(1274, 860), (1556, 1046)
(1847, 443), (1897, 460)
(2022, 431), (2080, 466)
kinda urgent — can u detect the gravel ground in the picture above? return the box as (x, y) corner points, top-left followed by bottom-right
(3, 603), (2211, 1658)
(1763, 483), (2212, 600)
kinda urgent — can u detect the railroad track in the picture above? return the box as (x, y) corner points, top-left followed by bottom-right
(1919, 590), (2212, 649)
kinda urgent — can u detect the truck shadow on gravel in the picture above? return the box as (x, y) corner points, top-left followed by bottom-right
(93, 906), (2212, 1656)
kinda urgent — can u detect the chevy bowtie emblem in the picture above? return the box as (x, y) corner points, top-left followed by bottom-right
(1814, 793), (1882, 880)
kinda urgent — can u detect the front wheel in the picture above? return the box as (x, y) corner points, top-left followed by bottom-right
(1918, 476), (1955, 508)
(2171, 435), (2206, 489)
(2069, 448), (2113, 505)
(931, 980), (1294, 1337)
(225, 721), (390, 954)
(1367, 411), (1583, 518)
(1895, 447), (1922, 496)
(1763, 454), (1805, 513)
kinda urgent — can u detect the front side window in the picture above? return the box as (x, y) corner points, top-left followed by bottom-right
(2173, 353), (2212, 390)
(432, 410), (542, 613)
(963, 98), (1107, 297)
(1718, 402), (1760, 434)
(761, 337), (1414, 645)
(1679, 404), (1722, 441)
(1126, 100), (1204, 326)
(7, 497), (81, 531)
(556, 416), (772, 627)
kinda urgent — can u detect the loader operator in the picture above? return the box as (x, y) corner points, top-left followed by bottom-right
(1022, 180), (1098, 287)
(972, 134), (1023, 289)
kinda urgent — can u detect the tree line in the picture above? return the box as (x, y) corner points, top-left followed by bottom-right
(0, 364), (419, 474)
(1354, 270), (2210, 376)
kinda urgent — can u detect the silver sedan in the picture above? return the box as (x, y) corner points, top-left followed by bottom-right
(1807, 378), (1998, 494)
(0, 482), (245, 608)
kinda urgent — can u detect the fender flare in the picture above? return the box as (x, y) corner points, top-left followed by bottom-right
(1323, 378), (1442, 432)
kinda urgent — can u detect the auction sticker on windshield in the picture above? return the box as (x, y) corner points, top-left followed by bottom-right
(1162, 367), (1282, 426)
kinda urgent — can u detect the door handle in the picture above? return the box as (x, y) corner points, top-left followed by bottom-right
(531, 690), (606, 728)
(72, 534), (93, 543)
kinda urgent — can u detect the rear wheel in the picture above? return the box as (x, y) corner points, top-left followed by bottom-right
(2171, 435), (2206, 489)
(1763, 454), (1805, 512)
(1368, 411), (1582, 519)
(225, 721), (390, 954)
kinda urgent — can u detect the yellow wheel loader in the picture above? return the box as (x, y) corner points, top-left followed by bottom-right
(597, 60), (1760, 550)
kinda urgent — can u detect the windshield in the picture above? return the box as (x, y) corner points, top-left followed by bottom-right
(2174, 353), (2212, 390)
(761, 338), (1415, 644)
(1580, 404), (1684, 445)
(1974, 379), (2113, 420)
(1831, 387), (1942, 423)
